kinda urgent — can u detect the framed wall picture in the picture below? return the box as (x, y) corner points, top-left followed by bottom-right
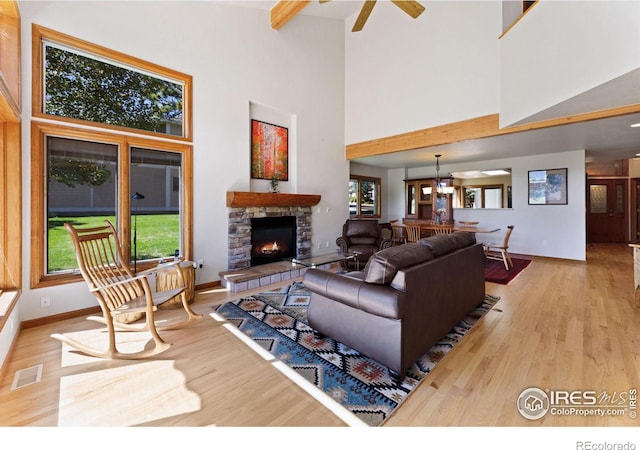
(528, 168), (568, 205)
(251, 119), (288, 181)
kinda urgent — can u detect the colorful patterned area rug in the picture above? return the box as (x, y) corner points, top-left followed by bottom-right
(214, 282), (499, 427)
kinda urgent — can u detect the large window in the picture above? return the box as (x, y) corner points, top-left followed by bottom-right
(31, 26), (193, 288)
(33, 25), (191, 139)
(44, 44), (185, 137)
(349, 175), (381, 218)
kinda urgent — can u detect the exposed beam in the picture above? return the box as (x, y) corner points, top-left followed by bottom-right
(270, 0), (311, 30)
(346, 115), (501, 159)
(346, 104), (640, 160)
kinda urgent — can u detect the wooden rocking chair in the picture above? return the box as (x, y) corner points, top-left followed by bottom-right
(51, 221), (201, 359)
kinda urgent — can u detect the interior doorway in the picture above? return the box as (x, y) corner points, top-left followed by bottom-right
(587, 178), (627, 243)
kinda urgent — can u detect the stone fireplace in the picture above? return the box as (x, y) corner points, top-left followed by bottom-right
(226, 192), (321, 271)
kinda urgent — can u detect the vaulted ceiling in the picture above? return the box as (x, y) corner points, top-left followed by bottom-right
(223, 1), (640, 168)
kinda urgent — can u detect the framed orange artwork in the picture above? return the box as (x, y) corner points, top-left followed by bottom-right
(251, 119), (288, 181)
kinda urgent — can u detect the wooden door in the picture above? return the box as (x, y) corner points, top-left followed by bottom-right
(633, 179), (640, 243)
(587, 179), (627, 243)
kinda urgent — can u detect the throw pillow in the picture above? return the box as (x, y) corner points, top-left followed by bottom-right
(451, 231), (476, 248)
(363, 243), (433, 284)
(418, 234), (458, 256)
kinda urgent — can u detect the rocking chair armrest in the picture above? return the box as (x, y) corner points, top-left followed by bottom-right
(137, 259), (188, 276)
(89, 272), (153, 293)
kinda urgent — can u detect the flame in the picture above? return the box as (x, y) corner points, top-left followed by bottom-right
(260, 242), (280, 254)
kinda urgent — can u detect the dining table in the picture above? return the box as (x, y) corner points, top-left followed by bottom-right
(398, 222), (501, 237)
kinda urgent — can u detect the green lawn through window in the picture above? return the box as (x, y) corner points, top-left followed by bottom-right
(48, 214), (180, 272)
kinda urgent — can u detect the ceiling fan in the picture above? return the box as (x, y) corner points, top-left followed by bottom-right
(337, 0), (426, 32)
(270, 1), (426, 33)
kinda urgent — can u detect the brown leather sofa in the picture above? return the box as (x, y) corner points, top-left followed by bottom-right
(336, 219), (391, 270)
(303, 231), (486, 379)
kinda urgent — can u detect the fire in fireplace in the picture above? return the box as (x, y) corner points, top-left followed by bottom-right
(250, 216), (296, 266)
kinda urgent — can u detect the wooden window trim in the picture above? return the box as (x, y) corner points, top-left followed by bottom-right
(0, 1), (21, 294)
(32, 24), (193, 141)
(1, 122), (21, 291)
(30, 121), (193, 289)
(0, 1), (21, 117)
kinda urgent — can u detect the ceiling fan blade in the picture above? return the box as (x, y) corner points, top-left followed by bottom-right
(352, 0), (377, 32)
(319, 0), (331, 3)
(391, 0), (425, 19)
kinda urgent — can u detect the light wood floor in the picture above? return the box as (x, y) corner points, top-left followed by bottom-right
(1, 243), (638, 428)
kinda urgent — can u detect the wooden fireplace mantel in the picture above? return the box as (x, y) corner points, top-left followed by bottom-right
(226, 191), (321, 208)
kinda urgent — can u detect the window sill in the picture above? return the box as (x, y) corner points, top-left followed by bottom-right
(0, 290), (20, 332)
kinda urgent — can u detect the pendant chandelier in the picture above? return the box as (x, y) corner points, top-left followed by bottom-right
(422, 154), (454, 196)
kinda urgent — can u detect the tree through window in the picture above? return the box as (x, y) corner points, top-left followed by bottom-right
(44, 43), (184, 136)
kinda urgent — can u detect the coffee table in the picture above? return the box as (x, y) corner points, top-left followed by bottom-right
(290, 251), (360, 270)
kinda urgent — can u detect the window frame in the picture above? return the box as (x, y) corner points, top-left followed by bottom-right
(0, 1), (21, 295)
(31, 122), (193, 288)
(349, 174), (381, 218)
(31, 26), (193, 289)
(32, 24), (192, 141)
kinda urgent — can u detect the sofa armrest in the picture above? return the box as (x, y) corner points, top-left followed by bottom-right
(303, 269), (404, 319)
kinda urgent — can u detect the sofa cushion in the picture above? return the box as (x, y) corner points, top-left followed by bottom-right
(363, 243), (433, 285)
(418, 234), (459, 256)
(349, 236), (377, 245)
(451, 231), (476, 248)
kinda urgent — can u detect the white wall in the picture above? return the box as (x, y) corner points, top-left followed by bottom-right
(500, 1), (640, 127)
(345, 0), (501, 144)
(17, 1), (346, 320)
(404, 150), (587, 261)
(0, 298), (20, 368)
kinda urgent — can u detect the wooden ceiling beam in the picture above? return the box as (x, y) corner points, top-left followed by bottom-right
(346, 104), (640, 160)
(270, 1), (311, 30)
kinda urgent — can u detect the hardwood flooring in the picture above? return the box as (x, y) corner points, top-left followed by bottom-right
(1, 244), (638, 432)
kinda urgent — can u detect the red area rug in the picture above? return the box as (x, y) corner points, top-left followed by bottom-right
(485, 257), (532, 284)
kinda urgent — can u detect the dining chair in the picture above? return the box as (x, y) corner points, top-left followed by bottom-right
(483, 225), (515, 270)
(405, 224), (422, 243)
(457, 221), (479, 227)
(389, 220), (408, 246)
(431, 224), (454, 235)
